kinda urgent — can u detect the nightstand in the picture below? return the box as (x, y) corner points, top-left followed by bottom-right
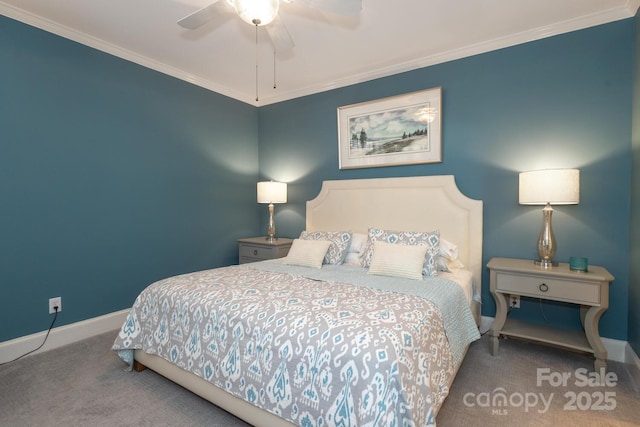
(487, 257), (614, 371)
(238, 237), (293, 264)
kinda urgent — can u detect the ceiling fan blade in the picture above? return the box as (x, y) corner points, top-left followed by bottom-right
(265, 15), (295, 52)
(177, 0), (228, 30)
(298, 0), (362, 16)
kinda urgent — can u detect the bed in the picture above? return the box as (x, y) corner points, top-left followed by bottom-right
(112, 175), (483, 426)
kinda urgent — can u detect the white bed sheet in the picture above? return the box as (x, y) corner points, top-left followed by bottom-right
(439, 268), (475, 306)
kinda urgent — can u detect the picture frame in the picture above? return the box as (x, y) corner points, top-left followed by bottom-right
(337, 87), (442, 169)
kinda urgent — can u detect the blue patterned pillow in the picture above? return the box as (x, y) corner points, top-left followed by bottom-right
(299, 231), (353, 265)
(360, 227), (440, 276)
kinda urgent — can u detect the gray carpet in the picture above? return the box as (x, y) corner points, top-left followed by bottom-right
(1, 330), (638, 426)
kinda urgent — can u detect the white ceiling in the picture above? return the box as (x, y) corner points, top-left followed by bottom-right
(1, 0), (638, 106)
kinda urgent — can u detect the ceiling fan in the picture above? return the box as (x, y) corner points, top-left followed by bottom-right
(177, 0), (363, 53)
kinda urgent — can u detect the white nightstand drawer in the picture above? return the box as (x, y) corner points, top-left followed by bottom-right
(237, 237), (293, 264)
(496, 272), (600, 305)
(240, 244), (273, 259)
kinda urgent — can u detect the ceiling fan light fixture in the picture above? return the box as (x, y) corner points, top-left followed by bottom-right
(233, 0), (279, 26)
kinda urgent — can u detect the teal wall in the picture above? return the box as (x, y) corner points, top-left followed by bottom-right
(0, 16), (260, 342)
(259, 20), (634, 341)
(1, 15), (636, 345)
(629, 10), (640, 356)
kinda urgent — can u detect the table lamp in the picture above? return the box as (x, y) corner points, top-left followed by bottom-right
(519, 169), (579, 268)
(257, 181), (287, 241)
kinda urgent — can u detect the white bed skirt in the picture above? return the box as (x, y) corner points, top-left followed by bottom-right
(135, 350), (296, 427)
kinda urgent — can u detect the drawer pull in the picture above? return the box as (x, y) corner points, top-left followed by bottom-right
(539, 283), (549, 292)
(253, 249), (258, 256)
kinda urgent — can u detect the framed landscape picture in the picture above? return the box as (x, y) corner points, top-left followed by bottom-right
(337, 87), (442, 169)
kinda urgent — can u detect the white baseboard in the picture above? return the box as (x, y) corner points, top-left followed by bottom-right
(479, 316), (637, 364)
(601, 337), (629, 364)
(2, 311), (639, 375)
(625, 342), (640, 392)
(0, 309), (129, 364)
(480, 315), (493, 334)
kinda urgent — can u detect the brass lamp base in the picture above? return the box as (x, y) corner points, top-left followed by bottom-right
(534, 259), (558, 268)
(535, 203), (557, 269)
(265, 202), (277, 242)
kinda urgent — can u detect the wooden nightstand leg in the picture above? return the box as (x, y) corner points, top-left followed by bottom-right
(490, 292), (508, 356)
(582, 306), (607, 371)
(491, 335), (500, 356)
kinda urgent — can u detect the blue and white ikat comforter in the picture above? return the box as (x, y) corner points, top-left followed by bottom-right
(112, 261), (480, 427)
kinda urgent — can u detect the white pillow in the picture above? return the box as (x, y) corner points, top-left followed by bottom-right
(439, 238), (459, 260)
(436, 238), (465, 272)
(343, 252), (361, 266)
(368, 241), (428, 280)
(283, 239), (332, 269)
(343, 233), (368, 265)
(348, 233), (368, 254)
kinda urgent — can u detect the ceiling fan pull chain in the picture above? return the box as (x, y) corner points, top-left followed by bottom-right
(273, 50), (277, 90)
(255, 23), (259, 102)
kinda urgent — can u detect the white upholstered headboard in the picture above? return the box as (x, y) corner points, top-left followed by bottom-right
(306, 175), (483, 321)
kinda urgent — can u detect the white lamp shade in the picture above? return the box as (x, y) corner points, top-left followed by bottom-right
(233, 0), (279, 26)
(519, 169), (580, 205)
(257, 181), (287, 204)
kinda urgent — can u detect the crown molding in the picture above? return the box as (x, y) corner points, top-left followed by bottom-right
(2, 1), (638, 107)
(0, 2), (257, 105)
(257, 1), (640, 105)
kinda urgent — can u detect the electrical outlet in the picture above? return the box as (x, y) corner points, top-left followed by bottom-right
(49, 297), (62, 314)
(509, 295), (520, 308)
